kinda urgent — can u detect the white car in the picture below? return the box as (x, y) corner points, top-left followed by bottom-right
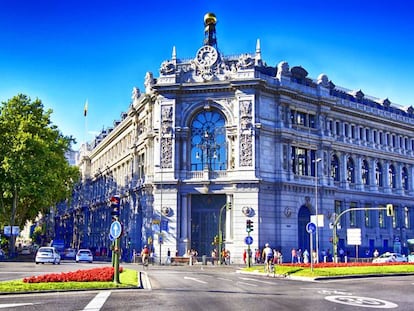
(35, 247), (61, 264)
(64, 248), (77, 259)
(76, 249), (93, 263)
(372, 252), (407, 263)
(20, 246), (31, 255)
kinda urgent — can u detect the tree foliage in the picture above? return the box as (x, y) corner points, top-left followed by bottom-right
(0, 94), (80, 228)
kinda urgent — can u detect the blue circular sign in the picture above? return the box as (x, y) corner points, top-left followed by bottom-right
(306, 222), (316, 234)
(110, 221), (122, 239)
(245, 236), (253, 245)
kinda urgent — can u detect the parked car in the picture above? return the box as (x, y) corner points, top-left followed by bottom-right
(76, 249), (93, 263)
(64, 248), (77, 259)
(35, 247), (61, 264)
(372, 252), (407, 263)
(20, 246), (31, 255)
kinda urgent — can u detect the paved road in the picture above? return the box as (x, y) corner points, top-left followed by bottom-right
(1, 262), (413, 310)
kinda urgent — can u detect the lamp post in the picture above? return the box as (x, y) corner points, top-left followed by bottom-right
(155, 163), (163, 265)
(197, 130), (219, 171)
(218, 202), (231, 264)
(314, 158), (321, 263)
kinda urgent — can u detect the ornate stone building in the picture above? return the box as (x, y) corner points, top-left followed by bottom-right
(55, 13), (414, 263)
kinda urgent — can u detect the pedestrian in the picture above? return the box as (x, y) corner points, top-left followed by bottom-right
(262, 243), (273, 274)
(291, 248), (297, 263)
(297, 248), (302, 263)
(303, 249), (309, 264)
(312, 249), (317, 264)
(243, 249), (247, 264)
(211, 248), (217, 265)
(165, 248), (171, 265)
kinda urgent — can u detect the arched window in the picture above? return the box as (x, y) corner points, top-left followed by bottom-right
(190, 109), (227, 171)
(376, 162), (383, 187)
(331, 154), (340, 182)
(347, 157), (355, 183)
(362, 159), (369, 185)
(389, 164), (396, 189)
(402, 167), (409, 191)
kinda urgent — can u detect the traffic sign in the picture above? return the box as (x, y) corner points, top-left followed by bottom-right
(306, 222), (316, 234)
(245, 236), (253, 245)
(110, 221), (122, 239)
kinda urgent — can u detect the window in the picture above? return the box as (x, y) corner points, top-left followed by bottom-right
(351, 125), (356, 139)
(389, 164), (396, 189)
(404, 206), (410, 229)
(190, 109), (227, 171)
(291, 147), (314, 176)
(296, 111), (306, 126)
(344, 123), (349, 137)
(379, 132), (383, 144)
(331, 154), (340, 182)
(402, 167), (409, 191)
(379, 206), (386, 228)
(347, 157), (355, 183)
(364, 203), (373, 228)
(376, 162), (383, 187)
(290, 109), (316, 129)
(392, 205), (398, 229)
(350, 202), (357, 227)
(362, 159), (369, 185)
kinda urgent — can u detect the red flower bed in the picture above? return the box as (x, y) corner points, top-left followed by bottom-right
(282, 262), (413, 268)
(23, 266), (123, 283)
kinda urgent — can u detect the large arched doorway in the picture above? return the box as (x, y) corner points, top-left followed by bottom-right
(191, 194), (226, 256)
(298, 205), (311, 252)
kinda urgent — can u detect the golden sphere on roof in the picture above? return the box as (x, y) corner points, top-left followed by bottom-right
(204, 12), (217, 25)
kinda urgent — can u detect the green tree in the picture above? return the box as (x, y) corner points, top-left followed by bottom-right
(0, 94), (79, 251)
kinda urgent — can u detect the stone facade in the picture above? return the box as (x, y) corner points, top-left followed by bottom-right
(54, 14), (414, 264)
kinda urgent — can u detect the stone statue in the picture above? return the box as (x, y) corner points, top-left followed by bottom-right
(317, 74), (330, 87)
(131, 87), (140, 101)
(276, 61), (290, 79)
(144, 72), (154, 93)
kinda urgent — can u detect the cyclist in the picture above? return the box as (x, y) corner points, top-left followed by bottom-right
(262, 243), (273, 275)
(141, 245), (150, 267)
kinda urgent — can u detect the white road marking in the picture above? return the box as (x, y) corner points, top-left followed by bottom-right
(217, 277), (232, 282)
(325, 295), (398, 309)
(237, 281), (258, 287)
(0, 303), (35, 309)
(239, 277), (275, 285)
(82, 291), (112, 311)
(184, 276), (207, 284)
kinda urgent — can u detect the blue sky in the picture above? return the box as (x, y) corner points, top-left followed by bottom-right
(1, 1), (413, 150)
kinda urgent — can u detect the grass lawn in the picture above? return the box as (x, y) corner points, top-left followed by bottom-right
(244, 263), (414, 278)
(0, 268), (139, 293)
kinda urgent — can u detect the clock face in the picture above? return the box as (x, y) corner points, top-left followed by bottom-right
(195, 45), (218, 67)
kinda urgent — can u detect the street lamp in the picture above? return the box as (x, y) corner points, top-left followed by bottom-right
(314, 157), (321, 263)
(218, 202), (231, 264)
(196, 130), (219, 170)
(155, 163), (163, 265)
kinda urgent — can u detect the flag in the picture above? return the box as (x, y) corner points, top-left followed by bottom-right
(83, 99), (88, 117)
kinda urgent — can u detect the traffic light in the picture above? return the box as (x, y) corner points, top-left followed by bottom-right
(386, 204), (394, 217)
(246, 219), (254, 232)
(110, 195), (120, 219)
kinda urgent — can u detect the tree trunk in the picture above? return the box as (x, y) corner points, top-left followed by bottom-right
(9, 186), (18, 256)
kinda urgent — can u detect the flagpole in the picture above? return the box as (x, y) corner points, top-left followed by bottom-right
(83, 99), (88, 145)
